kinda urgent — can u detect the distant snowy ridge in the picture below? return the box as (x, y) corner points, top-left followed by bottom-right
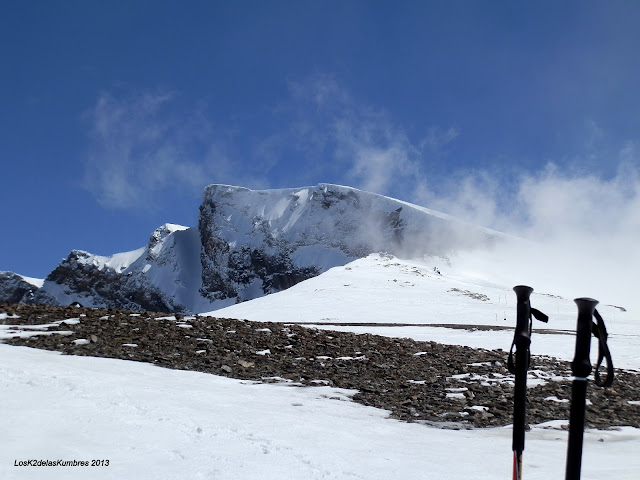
(1, 184), (506, 313)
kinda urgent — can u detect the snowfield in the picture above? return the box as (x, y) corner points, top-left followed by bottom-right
(2, 344), (639, 480)
(2, 253), (639, 479)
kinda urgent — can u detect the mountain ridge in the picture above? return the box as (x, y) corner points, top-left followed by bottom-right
(1, 183), (505, 313)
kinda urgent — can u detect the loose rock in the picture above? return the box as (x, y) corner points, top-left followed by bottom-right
(2, 302), (639, 429)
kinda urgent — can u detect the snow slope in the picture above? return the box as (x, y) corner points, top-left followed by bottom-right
(211, 253), (640, 371)
(2, 344), (638, 480)
(17, 275), (44, 288)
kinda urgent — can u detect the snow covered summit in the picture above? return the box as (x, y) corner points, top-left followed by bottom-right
(1, 184), (505, 313)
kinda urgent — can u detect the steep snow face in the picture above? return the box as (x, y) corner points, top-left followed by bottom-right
(140, 225), (217, 313)
(196, 184), (502, 307)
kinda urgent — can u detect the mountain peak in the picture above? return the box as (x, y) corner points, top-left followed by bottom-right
(3, 183), (504, 313)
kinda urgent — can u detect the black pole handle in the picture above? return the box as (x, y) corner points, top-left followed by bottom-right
(508, 285), (548, 375)
(571, 298), (598, 378)
(513, 285), (534, 349)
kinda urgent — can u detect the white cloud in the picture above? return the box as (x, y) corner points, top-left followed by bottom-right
(333, 113), (420, 194)
(257, 74), (452, 196)
(82, 91), (254, 210)
(516, 163), (640, 239)
(425, 157), (640, 316)
(420, 126), (460, 153)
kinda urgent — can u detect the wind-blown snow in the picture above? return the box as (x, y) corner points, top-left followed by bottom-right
(290, 245), (351, 271)
(76, 247), (146, 272)
(2, 344), (638, 480)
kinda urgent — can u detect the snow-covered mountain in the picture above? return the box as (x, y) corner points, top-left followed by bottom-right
(1, 184), (505, 313)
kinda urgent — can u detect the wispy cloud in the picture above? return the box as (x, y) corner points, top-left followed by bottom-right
(517, 162), (640, 240)
(256, 74), (455, 196)
(83, 78), (459, 209)
(82, 90), (259, 210)
(420, 126), (460, 153)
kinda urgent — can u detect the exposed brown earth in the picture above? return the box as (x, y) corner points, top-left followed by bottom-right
(2, 302), (639, 430)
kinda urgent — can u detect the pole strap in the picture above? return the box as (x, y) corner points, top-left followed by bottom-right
(507, 326), (529, 375)
(507, 307), (548, 374)
(507, 343), (516, 374)
(507, 339), (530, 374)
(592, 309), (614, 388)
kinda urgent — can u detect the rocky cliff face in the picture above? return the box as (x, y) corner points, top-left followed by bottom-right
(0, 272), (56, 305)
(44, 250), (185, 313)
(39, 224), (200, 313)
(1, 184), (504, 313)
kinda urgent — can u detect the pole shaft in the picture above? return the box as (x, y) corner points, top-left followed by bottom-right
(512, 346), (528, 453)
(565, 379), (588, 480)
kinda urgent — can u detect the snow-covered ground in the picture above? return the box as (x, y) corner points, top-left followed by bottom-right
(2, 344), (639, 480)
(2, 252), (639, 479)
(212, 253), (640, 371)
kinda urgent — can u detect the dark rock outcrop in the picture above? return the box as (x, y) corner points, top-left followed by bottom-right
(0, 272), (56, 305)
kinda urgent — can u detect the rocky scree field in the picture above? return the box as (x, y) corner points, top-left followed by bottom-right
(2, 302), (639, 430)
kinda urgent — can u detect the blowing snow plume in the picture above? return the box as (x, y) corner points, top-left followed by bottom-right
(431, 163), (640, 318)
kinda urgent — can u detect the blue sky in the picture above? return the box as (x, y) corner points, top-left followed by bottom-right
(2, 1), (640, 279)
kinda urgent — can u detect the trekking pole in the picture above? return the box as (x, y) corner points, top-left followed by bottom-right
(508, 286), (548, 480)
(565, 298), (614, 480)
